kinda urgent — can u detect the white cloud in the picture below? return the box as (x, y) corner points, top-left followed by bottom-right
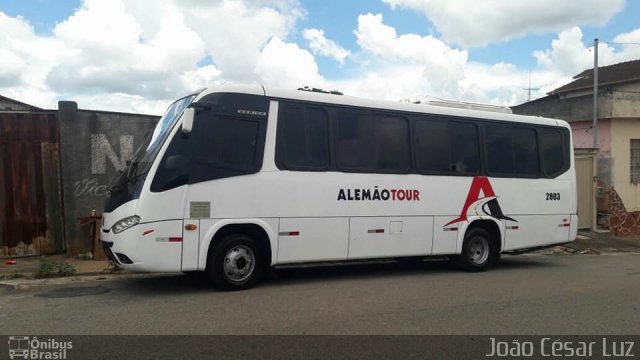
(1, 1), (637, 115)
(0, 12), (62, 108)
(47, 0), (206, 100)
(255, 37), (323, 89)
(303, 28), (350, 64)
(68, 93), (175, 115)
(382, 0), (625, 47)
(340, 13), (467, 100)
(174, 0), (303, 81)
(534, 27), (640, 77)
(0, 0), (305, 113)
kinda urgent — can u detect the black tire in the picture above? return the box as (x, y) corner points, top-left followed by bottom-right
(207, 234), (263, 290)
(454, 228), (495, 272)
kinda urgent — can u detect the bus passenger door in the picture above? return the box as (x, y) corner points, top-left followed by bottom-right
(182, 219), (200, 271)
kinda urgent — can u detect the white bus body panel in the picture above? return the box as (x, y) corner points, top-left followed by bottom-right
(347, 217), (432, 259)
(277, 217), (348, 263)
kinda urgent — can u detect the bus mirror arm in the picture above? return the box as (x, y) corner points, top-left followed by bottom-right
(181, 108), (195, 134)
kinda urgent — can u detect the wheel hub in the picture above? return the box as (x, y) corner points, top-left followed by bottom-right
(223, 246), (255, 283)
(468, 237), (489, 265)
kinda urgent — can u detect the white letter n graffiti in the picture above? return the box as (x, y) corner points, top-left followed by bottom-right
(91, 134), (133, 174)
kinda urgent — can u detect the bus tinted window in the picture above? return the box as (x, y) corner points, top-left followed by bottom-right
(486, 125), (514, 174)
(277, 104), (329, 170)
(513, 127), (539, 176)
(451, 122), (481, 174)
(486, 125), (539, 176)
(540, 128), (566, 177)
(202, 116), (260, 169)
(336, 111), (410, 172)
(414, 119), (449, 172)
(414, 119), (480, 175)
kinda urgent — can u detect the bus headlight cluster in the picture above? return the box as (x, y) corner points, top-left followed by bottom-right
(111, 216), (140, 234)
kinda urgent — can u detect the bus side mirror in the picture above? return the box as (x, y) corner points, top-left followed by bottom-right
(181, 108), (195, 134)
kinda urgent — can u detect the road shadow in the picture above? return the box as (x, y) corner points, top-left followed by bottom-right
(79, 254), (560, 295)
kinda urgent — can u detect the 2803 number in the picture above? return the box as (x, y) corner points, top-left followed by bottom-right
(546, 192), (561, 201)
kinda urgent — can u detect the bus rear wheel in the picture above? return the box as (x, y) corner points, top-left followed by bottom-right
(454, 228), (494, 272)
(207, 234), (263, 290)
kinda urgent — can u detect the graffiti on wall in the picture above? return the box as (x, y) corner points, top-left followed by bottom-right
(73, 134), (134, 197)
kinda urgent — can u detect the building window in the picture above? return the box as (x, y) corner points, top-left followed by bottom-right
(631, 139), (640, 184)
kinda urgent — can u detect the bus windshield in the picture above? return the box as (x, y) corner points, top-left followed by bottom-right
(105, 94), (196, 211)
(130, 95), (196, 179)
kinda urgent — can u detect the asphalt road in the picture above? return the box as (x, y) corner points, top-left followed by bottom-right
(1, 253), (639, 335)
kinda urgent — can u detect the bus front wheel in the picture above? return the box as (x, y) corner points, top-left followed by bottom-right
(454, 228), (494, 272)
(207, 234), (263, 290)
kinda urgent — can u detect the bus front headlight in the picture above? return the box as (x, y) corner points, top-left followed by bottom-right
(111, 215), (140, 234)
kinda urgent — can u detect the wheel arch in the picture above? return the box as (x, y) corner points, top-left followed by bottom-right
(456, 218), (504, 255)
(198, 219), (277, 271)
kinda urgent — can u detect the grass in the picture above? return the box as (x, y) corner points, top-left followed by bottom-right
(0, 271), (25, 280)
(34, 257), (77, 279)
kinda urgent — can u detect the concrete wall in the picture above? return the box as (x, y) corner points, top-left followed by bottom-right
(570, 119), (613, 189)
(610, 118), (640, 212)
(512, 91), (614, 122)
(617, 83), (640, 92)
(570, 119), (611, 151)
(58, 101), (159, 254)
(612, 91), (640, 118)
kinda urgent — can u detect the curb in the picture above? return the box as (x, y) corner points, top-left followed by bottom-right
(0, 272), (162, 291)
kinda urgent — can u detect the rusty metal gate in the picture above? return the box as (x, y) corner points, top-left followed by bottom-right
(575, 153), (597, 229)
(0, 112), (65, 257)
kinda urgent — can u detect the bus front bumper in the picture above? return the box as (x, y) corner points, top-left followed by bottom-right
(100, 219), (184, 272)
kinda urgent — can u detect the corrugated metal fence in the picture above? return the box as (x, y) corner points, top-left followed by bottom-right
(0, 112), (65, 257)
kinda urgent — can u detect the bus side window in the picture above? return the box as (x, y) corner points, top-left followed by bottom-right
(486, 124), (540, 177)
(374, 115), (410, 172)
(336, 111), (409, 173)
(414, 119), (450, 173)
(414, 118), (480, 176)
(276, 104), (329, 170)
(512, 127), (539, 176)
(188, 115), (266, 184)
(450, 122), (481, 174)
(485, 125), (515, 175)
(540, 127), (567, 177)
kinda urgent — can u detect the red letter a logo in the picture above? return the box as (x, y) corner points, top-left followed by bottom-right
(444, 177), (497, 227)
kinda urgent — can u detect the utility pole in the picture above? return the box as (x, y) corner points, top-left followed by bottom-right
(523, 70), (539, 102)
(593, 38), (599, 149)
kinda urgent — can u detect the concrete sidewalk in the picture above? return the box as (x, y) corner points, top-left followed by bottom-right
(0, 255), (152, 290)
(0, 254), (114, 279)
(537, 230), (640, 255)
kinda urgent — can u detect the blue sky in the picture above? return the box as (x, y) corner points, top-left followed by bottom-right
(0, 0), (639, 114)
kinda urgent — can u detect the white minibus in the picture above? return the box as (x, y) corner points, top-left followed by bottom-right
(101, 84), (577, 290)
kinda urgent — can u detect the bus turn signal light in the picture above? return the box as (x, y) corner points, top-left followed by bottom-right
(185, 224), (197, 231)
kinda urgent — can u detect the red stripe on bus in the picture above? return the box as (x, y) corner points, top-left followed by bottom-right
(143, 230), (154, 236)
(279, 231), (300, 236)
(169, 237), (183, 242)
